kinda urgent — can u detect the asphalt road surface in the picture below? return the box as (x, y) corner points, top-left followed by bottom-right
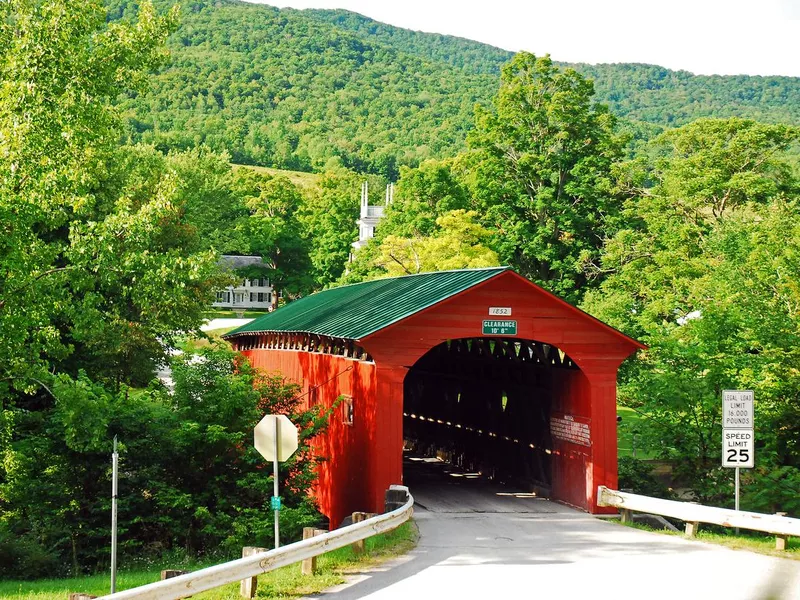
(308, 455), (800, 600)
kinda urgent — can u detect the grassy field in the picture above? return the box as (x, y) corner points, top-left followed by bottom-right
(179, 327), (235, 352)
(231, 164), (321, 191)
(0, 522), (418, 600)
(203, 309), (269, 319)
(617, 406), (658, 459)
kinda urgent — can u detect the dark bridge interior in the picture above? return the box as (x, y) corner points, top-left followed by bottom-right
(403, 337), (579, 493)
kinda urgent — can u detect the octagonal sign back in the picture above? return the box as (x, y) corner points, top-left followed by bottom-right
(254, 414), (298, 462)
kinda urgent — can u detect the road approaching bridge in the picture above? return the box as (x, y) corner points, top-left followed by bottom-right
(309, 456), (800, 600)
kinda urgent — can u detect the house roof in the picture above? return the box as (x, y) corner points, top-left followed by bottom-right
(224, 267), (509, 340)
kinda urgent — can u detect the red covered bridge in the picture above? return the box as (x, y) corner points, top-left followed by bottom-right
(224, 267), (643, 527)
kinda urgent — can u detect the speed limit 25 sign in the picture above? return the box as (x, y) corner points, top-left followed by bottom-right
(722, 429), (754, 468)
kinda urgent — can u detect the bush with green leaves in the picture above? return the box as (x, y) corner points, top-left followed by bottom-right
(585, 118), (800, 509)
(617, 457), (672, 499)
(0, 347), (332, 577)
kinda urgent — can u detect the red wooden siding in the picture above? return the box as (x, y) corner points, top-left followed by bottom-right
(241, 348), (379, 527)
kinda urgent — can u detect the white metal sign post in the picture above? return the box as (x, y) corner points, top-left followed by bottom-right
(110, 436), (119, 594)
(254, 415), (298, 549)
(722, 390), (754, 513)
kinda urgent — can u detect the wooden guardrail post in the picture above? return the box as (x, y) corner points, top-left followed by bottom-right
(161, 570), (190, 598)
(620, 508), (633, 524)
(161, 570), (188, 580)
(349, 513), (376, 554)
(385, 486), (408, 512)
(684, 521), (700, 537)
(351, 513), (367, 554)
(239, 546), (267, 598)
(776, 512), (788, 550)
(776, 533), (788, 550)
(301, 528), (327, 575)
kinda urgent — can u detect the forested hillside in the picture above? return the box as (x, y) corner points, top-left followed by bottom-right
(303, 8), (513, 74)
(109, 0), (488, 177)
(109, 0), (800, 176)
(310, 9), (800, 127)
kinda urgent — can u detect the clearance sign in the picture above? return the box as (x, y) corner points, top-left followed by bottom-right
(482, 320), (517, 335)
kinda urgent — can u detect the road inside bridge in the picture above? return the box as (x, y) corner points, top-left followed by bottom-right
(310, 455), (800, 599)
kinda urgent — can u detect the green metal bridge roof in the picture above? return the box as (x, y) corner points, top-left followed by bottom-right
(224, 267), (509, 341)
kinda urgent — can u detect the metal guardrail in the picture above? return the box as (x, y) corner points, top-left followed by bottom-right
(597, 485), (800, 537)
(98, 485), (414, 600)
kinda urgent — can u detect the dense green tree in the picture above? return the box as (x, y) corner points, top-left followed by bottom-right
(583, 118), (800, 507)
(0, 3), (339, 578)
(0, 0), (230, 393)
(342, 159), (494, 281)
(378, 159), (470, 238)
(0, 347), (331, 576)
(232, 169), (314, 296)
(298, 170), (387, 287)
(168, 147), (250, 255)
(585, 119), (800, 336)
(466, 52), (625, 303)
(370, 210), (500, 277)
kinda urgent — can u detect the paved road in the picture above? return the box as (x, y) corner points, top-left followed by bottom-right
(310, 456), (800, 600)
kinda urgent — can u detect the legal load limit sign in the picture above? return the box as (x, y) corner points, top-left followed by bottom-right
(722, 390), (753, 429)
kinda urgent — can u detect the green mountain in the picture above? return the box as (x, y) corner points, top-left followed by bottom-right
(110, 0), (800, 177)
(308, 9), (800, 127)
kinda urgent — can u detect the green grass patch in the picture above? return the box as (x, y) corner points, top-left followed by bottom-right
(0, 522), (418, 600)
(178, 327), (235, 353)
(617, 406), (658, 459)
(621, 520), (800, 560)
(231, 164), (321, 191)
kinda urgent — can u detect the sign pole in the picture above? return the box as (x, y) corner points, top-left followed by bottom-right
(722, 390), (753, 534)
(735, 466), (741, 534)
(111, 436), (118, 594)
(273, 418), (280, 549)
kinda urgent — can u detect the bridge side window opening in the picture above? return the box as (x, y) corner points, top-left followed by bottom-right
(402, 337), (573, 493)
(341, 395), (354, 426)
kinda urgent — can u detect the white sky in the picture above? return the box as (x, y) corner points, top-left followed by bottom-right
(244, 0), (800, 77)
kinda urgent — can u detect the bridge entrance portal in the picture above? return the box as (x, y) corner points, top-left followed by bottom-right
(404, 337), (579, 495)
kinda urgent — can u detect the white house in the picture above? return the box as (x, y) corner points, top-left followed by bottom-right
(212, 255), (274, 311)
(351, 182), (392, 254)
